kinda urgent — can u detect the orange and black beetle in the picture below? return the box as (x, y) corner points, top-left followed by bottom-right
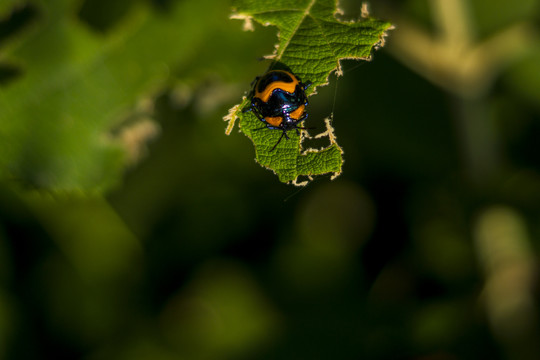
(243, 70), (311, 151)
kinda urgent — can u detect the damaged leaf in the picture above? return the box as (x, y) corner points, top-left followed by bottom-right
(225, 0), (392, 185)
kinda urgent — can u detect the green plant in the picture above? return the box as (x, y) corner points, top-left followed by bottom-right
(0, 0), (230, 192)
(224, 0), (392, 185)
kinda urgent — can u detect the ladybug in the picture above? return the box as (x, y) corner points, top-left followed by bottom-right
(244, 69), (312, 151)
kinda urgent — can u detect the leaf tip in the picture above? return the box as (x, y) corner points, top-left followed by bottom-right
(312, 117), (341, 148)
(230, 13), (255, 32)
(224, 101), (245, 135)
(293, 116), (344, 185)
(330, 170), (342, 181)
(361, 2), (370, 18)
(291, 177), (311, 187)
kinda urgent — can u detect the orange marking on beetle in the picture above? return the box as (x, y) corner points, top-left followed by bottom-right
(265, 116), (283, 127)
(255, 75), (300, 103)
(289, 105), (305, 120)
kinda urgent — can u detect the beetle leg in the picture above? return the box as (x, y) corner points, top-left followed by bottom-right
(297, 112), (308, 121)
(270, 131), (287, 152)
(249, 105), (267, 123)
(294, 114), (314, 132)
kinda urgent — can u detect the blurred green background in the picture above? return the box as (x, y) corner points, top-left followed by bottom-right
(1, 0), (540, 359)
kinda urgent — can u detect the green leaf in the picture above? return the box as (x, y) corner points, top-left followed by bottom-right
(0, 0), (225, 192)
(224, 0), (392, 185)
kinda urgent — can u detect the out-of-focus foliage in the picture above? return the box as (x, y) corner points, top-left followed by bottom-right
(1, 0), (540, 359)
(0, 0), (233, 191)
